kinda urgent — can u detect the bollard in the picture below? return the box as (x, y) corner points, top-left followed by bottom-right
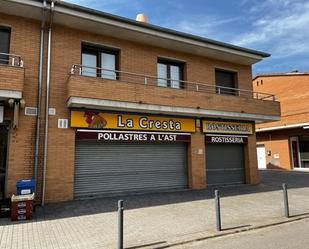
(282, 184), (290, 218)
(118, 200), (124, 249)
(215, 190), (222, 231)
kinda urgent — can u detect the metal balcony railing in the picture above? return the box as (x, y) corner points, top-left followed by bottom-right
(70, 64), (276, 101)
(0, 52), (24, 67)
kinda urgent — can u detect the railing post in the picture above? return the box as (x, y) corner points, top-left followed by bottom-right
(217, 87), (221, 95)
(118, 200), (124, 249)
(215, 190), (222, 231)
(144, 77), (148, 85)
(196, 84), (199, 91)
(256, 92), (259, 99)
(282, 184), (290, 218)
(11, 57), (15, 66)
(70, 65), (75, 75)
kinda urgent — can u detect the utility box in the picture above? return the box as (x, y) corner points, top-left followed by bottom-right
(16, 179), (35, 195)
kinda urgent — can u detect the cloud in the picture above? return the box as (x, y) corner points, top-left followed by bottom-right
(63, 0), (309, 73)
(161, 15), (243, 42)
(233, 0), (309, 59)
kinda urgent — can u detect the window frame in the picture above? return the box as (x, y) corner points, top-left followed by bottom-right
(157, 58), (185, 88)
(214, 68), (238, 95)
(0, 26), (11, 65)
(81, 43), (119, 79)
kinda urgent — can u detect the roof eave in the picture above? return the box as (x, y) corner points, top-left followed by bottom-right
(0, 0), (270, 64)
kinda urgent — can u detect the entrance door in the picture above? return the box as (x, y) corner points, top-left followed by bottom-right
(0, 125), (8, 200)
(257, 145), (267, 169)
(290, 137), (300, 168)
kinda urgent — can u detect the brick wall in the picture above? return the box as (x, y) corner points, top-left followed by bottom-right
(253, 74), (309, 129)
(256, 128), (309, 170)
(0, 65), (24, 92)
(68, 74), (280, 117)
(188, 126), (206, 188)
(245, 127), (259, 184)
(253, 74), (309, 171)
(0, 14), (41, 197)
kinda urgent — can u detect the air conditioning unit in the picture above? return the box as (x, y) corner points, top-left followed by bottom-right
(25, 107), (38, 116)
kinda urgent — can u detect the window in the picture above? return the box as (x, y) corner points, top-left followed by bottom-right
(81, 52), (96, 76)
(81, 44), (118, 79)
(157, 59), (184, 88)
(0, 27), (11, 65)
(215, 69), (237, 95)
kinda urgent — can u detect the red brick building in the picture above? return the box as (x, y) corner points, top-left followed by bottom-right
(253, 72), (309, 170)
(0, 0), (280, 204)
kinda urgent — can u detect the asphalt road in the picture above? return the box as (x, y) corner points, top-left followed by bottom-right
(175, 218), (309, 249)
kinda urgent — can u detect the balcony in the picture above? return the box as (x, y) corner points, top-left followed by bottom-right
(0, 53), (24, 100)
(67, 65), (280, 122)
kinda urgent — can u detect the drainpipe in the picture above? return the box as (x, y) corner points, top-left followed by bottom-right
(42, 0), (55, 206)
(34, 0), (47, 193)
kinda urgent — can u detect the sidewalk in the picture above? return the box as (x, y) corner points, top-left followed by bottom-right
(1, 170), (309, 249)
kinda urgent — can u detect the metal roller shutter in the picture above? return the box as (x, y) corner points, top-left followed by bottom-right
(74, 141), (188, 199)
(206, 143), (245, 185)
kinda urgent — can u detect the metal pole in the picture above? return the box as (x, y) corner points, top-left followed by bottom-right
(118, 200), (124, 249)
(34, 0), (46, 185)
(282, 183), (290, 218)
(42, 0), (54, 207)
(215, 190), (222, 231)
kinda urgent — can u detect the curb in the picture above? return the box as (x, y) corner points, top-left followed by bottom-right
(139, 214), (309, 249)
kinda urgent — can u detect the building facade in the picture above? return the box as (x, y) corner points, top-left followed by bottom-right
(253, 72), (309, 170)
(0, 0), (280, 203)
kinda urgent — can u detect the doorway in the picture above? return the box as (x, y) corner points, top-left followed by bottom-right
(290, 137), (301, 169)
(0, 125), (8, 200)
(257, 144), (267, 169)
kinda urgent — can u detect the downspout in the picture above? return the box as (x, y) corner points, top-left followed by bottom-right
(42, 0), (55, 206)
(34, 0), (47, 190)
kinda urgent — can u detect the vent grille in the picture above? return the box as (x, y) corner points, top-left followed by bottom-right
(49, 108), (56, 116)
(58, 119), (68, 129)
(25, 107), (38, 116)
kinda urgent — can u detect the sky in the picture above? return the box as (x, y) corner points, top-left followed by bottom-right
(66, 0), (309, 75)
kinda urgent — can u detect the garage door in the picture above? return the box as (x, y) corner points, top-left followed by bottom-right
(206, 143), (245, 186)
(74, 141), (188, 199)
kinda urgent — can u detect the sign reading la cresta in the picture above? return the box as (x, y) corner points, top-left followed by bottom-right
(71, 111), (196, 132)
(203, 120), (253, 135)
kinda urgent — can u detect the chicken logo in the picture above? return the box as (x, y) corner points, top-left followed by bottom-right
(84, 111), (107, 129)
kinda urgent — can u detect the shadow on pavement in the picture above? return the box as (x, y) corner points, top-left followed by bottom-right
(289, 212), (309, 218)
(221, 224), (251, 231)
(126, 241), (167, 249)
(2, 170), (309, 224)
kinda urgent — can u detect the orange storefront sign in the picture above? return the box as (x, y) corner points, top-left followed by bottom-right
(70, 110), (196, 132)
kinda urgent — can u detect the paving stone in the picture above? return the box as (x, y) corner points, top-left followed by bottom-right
(1, 170), (309, 249)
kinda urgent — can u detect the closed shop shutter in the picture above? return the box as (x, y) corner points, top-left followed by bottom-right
(206, 143), (245, 185)
(74, 141), (188, 199)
